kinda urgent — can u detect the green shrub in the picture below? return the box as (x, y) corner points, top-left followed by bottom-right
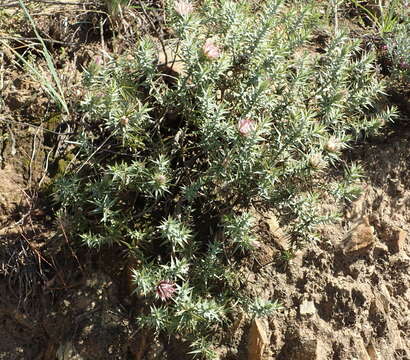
(384, 16), (410, 82)
(53, 0), (396, 357)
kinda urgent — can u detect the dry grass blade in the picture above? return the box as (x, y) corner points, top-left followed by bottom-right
(0, 0), (89, 8)
(1, 0), (70, 114)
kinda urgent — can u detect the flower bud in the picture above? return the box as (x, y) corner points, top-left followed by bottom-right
(174, 0), (194, 17)
(324, 136), (342, 153)
(94, 55), (102, 65)
(308, 153), (326, 170)
(120, 116), (129, 126)
(399, 61), (410, 70)
(237, 118), (256, 136)
(156, 280), (176, 301)
(155, 174), (167, 186)
(203, 38), (220, 60)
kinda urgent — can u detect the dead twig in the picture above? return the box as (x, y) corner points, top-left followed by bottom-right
(38, 146), (53, 187)
(21, 232), (52, 271)
(58, 216), (84, 274)
(0, 35), (77, 46)
(74, 129), (117, 173)
(28, 125), (42, 188)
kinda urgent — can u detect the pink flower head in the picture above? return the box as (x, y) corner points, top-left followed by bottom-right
(94, 55), (102, 65)
(174, 0), (194, 17)
(156, 280), (176, 301)
(399, 61), (410, 70)
(237, 118), (256, 136)
(155, 174), (167, 185)
(203, 38), (220, 60)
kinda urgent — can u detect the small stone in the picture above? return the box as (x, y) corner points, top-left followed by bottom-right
(265, 212), (289, 251)
(366, 342), (380, 360)
(390, 329), (404, 350)
(340, 216), (375, 254)
(248, 318), (269, 360)
(390, 228), (406, 254)
(299, 300), (317, 316)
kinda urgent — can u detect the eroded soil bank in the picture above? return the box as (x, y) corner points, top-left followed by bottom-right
(1, 126), (410, 359)
(0, 1), (409, 359)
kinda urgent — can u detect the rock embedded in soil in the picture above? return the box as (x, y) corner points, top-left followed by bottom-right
(248, 318), (269, 360)
(157, 44), (186, 77)
(339, 216), (375, 254)
(366, 342), (380, 360)
(299, 299), (317, 316)
(265, 212), (289, 251)
(291, 338), (328, 360)
(389, 228), (406, 254)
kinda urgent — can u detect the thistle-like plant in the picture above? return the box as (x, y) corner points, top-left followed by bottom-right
(383, 16), (410, 82)
(52, 0), (396, 357)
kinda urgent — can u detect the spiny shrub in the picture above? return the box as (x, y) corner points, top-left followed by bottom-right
(52, 0), (396, 357)
(384, 15), (410, 82)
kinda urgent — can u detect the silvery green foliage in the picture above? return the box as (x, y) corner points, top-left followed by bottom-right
(247, 297), (283, 318)
(53, 0), (396, 357)
(385, 16), (410, 81)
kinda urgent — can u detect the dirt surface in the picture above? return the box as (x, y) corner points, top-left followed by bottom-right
(242, 129), (410, 360)
(2, 124), (410, 360)
(0, 2), (409, 360)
